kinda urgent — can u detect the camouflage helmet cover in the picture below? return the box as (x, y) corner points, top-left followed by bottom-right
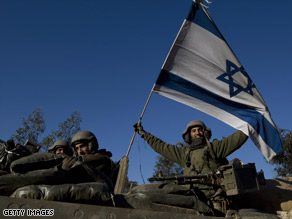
(48, 139), (69, 151)
(48, 139), (73, 155)
(70, 130), (99, 154)
(182, 120), (211, 143)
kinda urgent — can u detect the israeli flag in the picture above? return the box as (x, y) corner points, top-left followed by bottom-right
(153, 0), (282, 161)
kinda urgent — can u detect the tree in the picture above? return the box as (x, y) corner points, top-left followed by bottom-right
(11, 108), (45, 145)
(271, 129), (292, 177)
(11, 109), (82, 151)
(152, 155), (183, 178)
(41, 111), (82, 150)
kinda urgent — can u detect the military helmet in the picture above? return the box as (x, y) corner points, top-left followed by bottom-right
(71, 130), (99, 154)
(48, 139), (73, 156)
(182, 120), (211, 143)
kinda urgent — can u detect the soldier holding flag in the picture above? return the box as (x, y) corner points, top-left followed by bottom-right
(134, 120), (248, 215)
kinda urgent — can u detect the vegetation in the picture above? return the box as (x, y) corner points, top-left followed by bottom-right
(152, 155), (183, 178)
(8, 108), (140, 187)
(11, 108), (82, 151)
(11, 108), (46, 146)
(41, 111), (82, 150)
(271, 129), (292, 177)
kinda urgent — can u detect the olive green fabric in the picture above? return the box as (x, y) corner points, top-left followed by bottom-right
(128, 183), (210, 213)
(115, 194), (201, 215)
(130, 183), (190, 195)
(80, 150), (116, 182)
(11, 182), (113, 205)
(143, 130), (248, 198)
(0, 161), (113, 196)
(128, 192), (209, 213)
(144, 130), (247, 175)
(10, 152), (66, 174)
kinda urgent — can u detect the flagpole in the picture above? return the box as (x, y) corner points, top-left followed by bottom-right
(126, 85), (154, 157)
(114, 86), (155, 194)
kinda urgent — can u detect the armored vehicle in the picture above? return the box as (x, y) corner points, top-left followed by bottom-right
(0, 153), (284, 218)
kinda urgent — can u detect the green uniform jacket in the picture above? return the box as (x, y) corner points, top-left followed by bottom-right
(144, 130), (248, 176)
(81, 151), (116, 182)
(144, 129), (248, 191)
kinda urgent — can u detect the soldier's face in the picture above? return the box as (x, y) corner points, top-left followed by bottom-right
(74, 143), (90, 156)
(190, 127), (204, 139)
(55, 147), (65, 154)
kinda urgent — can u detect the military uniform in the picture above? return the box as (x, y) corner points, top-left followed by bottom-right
(71, 131), (116, 183)
(143, 130), (248, 198)
(80, 149), (116, 182)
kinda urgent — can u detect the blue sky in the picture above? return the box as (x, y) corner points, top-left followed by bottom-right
(0, 0), (291, 184)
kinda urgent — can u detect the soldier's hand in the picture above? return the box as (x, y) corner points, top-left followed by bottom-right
(133, 122), (145, 138)
(204, 128), (212, 140)
(61, 156), (78, 171)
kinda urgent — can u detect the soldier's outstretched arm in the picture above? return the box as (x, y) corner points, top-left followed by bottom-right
(133, 123), (185, 166)
(213, 130), (248, 158)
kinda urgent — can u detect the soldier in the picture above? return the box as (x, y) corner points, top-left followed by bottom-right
(48, 139), (73, 156)
(0, 139), (31, 174)
(134, 120), (248, 215)
(71, 130), (116, 182)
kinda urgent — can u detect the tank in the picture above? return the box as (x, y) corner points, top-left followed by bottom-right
(0, 195), (283, 219)
(0, 151), (288, 218)
(0, 195), (218, 219)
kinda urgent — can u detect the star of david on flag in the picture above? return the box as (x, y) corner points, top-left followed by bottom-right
(217, 60), (256, 97)
(153, 0), (282, 161)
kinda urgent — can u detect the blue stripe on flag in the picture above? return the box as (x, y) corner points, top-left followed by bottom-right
(156, 70), (282, 154)
(186, 1), (224, 40)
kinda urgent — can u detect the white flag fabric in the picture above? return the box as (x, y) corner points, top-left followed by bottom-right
(153, 0), (282, 161)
